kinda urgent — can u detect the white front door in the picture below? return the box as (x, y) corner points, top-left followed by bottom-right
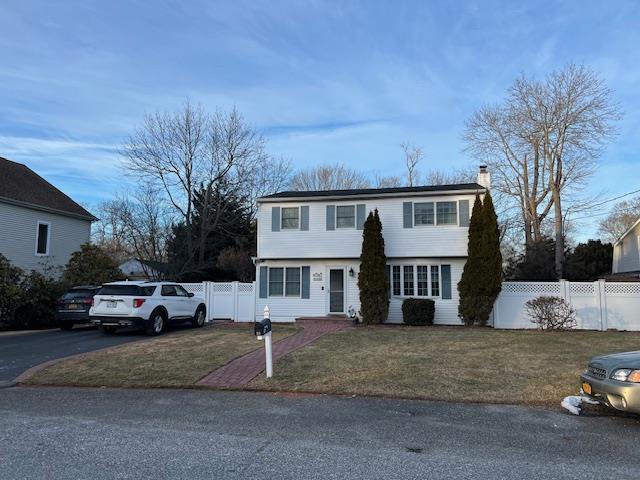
(328, 268), (345, 314)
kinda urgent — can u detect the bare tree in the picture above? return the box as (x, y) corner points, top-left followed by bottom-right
(426, 167), (477, 185)
(465, 64), (621, 277)
(401, 142), (423, 187)
(94, 183), (171, 279)
(123, 102), (286, 274)
(373, 173), (403, 188)
(598, 197), (640, 243)
(290, 163), (371, 191)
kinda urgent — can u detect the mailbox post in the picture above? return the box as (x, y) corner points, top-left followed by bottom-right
(254, 306), (273, 378)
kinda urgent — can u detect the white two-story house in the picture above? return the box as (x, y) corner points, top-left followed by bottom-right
(254, 167), (490, 323)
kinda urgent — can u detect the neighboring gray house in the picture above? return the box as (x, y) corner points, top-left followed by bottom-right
(0, 157), (96, 274)
(118, 258), (168, 280)
(612, 217), (640, 278)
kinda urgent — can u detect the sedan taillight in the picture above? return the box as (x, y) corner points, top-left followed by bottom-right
(133, 298), (146, 308)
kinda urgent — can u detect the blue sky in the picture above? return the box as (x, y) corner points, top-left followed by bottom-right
(1, 1), (639, 238)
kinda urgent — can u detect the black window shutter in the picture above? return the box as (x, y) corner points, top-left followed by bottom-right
(403, 202), (413, 228)
(441, 265), (452, 299)
(271, 207), (280, 232)
(301, 266), (310, 299)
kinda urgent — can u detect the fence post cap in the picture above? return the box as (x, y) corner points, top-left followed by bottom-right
(263, 305), (270, 319)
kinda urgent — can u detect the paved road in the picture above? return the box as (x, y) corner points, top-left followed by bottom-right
(1, 387), (639, 479)
(0, 326), (151, 384)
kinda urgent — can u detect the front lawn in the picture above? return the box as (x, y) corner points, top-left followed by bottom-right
(27, 324), (299, 388)
(248, 326), (640, 406)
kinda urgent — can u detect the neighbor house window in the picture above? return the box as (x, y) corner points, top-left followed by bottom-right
(281, 207), (300, 229)
(403, 266), (414, 296)
(392, 265), (401, 296)
(268, 268), (284, 296)
(436, 201), (457, 225)
(414, 202), (435, 226)
(36, 221), (50, 255)
(336, 205), (356, 228)
(285, 267), (301, 297)
(417, 266), (429, 296)
(431, 265), (440, 296)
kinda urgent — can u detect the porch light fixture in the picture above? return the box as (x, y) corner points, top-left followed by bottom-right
(349, 268), (355, 277)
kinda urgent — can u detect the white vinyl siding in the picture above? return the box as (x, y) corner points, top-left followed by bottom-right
(0, 202), (91, 275)
(257, 193), (477, 260)
(613, 223), (640, 274)
(255, 258), (464, 324)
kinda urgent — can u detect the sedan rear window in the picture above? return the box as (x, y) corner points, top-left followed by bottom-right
(98, 285), (156, 296)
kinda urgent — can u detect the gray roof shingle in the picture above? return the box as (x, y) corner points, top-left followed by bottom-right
(0, 157), (96, 220)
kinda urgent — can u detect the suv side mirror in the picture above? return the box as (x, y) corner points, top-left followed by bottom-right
(188, 292), (194, 297)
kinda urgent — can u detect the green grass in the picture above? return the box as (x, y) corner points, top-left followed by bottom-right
(27, 324), (299, 388)
(248, 325), (640, 406)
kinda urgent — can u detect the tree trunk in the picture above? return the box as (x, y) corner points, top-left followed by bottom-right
(553, 189), (564, 278)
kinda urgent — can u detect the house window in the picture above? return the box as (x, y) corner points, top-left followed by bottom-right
(403, 266), (414, 296)
(281, 207), (299, 229)
(336, 205), (356, 228)
(285, 267), (301, 297)
(268, 268), (284, 296)
(431, 265), (440, 296)
(436, 202), (457, 225)
(392, 265), (401, 296)
(417, 266), (429, 296)
(36, 221), (50, 255)
(414, 202), (435, 226)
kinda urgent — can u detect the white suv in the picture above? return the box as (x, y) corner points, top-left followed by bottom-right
(90, 281), (207, 336)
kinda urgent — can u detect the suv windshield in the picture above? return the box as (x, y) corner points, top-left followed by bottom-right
(98, 285), (156, 296)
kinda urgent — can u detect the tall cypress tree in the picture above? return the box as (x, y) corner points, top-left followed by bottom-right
(358, 209), (389, 324)
(478, 191), (502, 325)
(458, 192), (503, 326)
(458, 194), (484, 326)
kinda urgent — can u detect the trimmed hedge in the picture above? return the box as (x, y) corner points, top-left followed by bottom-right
(402, 298), (435, 326)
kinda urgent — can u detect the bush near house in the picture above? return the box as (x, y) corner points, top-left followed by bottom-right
(0, 244), (124, 330)
(525, 296), (577, 331)
(401, 298), (435, 326)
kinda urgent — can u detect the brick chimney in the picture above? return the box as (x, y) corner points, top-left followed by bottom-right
(477, 165), (490, 190)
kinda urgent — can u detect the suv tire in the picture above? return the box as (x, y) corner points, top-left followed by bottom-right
(192, 306), (206, 328)
(146, 310), (166, 336)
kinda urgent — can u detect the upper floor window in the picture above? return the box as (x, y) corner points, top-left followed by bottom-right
(414, 202), (435, 226)
(36, 221), (50, 255)
(436, 202), (457, 225)
(336, 205), (356, 229)
(281, 207), (300, 230)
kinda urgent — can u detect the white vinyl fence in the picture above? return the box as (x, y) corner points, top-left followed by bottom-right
(494, 280), (640, 331)
(182, 281), (255, 322)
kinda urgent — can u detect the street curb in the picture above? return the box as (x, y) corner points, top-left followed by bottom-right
(0, 328), (57, 338)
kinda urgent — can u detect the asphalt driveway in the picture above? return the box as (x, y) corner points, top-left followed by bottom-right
(1, 387), (639, 479)
(0, 326), (150, 384)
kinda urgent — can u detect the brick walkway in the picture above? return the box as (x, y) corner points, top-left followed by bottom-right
(197, 319), (350, 388)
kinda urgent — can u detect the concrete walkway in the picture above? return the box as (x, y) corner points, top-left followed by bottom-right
(197, 319), (349, 388)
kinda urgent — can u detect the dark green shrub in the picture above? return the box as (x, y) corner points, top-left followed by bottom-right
(402, 298), (435, 326)
(14, 269), (66, 329)
(0, 254), (24, 328)
(458, 192), (502, 326)
(63, 243), (123, 286)
(358, 209), (389, 324)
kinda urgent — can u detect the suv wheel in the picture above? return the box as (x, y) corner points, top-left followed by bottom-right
(192, 306), (206, 328)
(147, 311), (166, 336)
